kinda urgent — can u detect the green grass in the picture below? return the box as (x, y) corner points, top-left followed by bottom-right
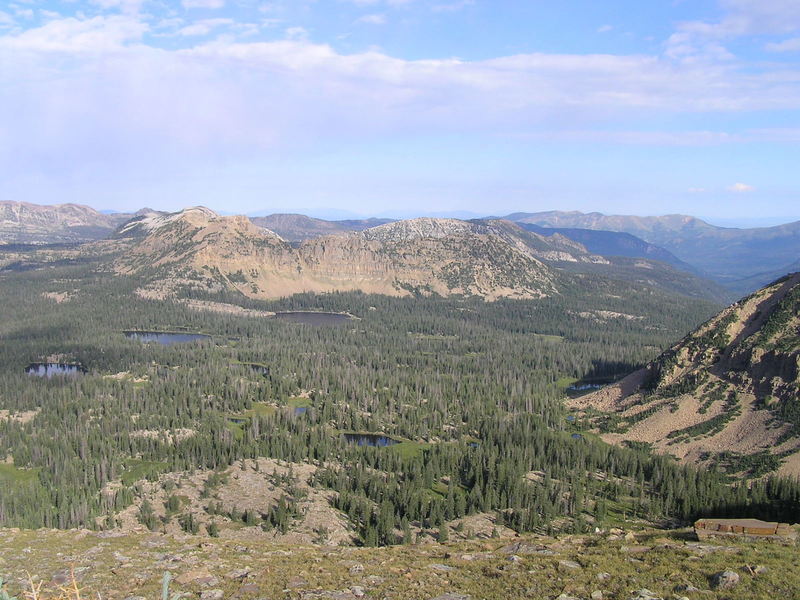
(121, 459), (169, 486)
(556, 376), (579, 391)
(0, 463), (40, 483)
(391, 441), (429, 460)
(224, 420), (244, 441)
(533, 333), (565, 343)
(286, 396), (312, 409)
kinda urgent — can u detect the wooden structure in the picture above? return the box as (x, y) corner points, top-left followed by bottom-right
(694, 518), (797, 543)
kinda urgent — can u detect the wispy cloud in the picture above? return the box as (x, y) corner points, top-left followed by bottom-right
(182, 0), (226, 9)
(766, 36), (800, 51)
(728, 182), (755, 192)
(666, 0), (800, 60)
(356, 13), (387, 25)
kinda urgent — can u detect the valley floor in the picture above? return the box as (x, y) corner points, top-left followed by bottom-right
(0, 527), (797, 600)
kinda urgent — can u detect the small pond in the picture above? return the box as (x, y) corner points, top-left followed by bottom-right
(342, 433), (399, 447)
(125, 331), (211, 345)
(571, 433), (584, 440)
(274, 312), (352, 326)
(568, 383), (604, 392)
(26, 363), (86, 378)
(294, 406), (308, 415)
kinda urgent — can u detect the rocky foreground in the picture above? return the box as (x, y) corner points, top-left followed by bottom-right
(0, 527), (796, 600)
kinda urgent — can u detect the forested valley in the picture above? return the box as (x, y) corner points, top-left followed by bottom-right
(1, 252), (799, 545)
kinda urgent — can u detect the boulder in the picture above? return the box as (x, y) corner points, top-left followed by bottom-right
(711, 570), (740, 590)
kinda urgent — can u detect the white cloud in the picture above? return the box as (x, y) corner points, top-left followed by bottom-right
(766, 36), (800, 51)
(688, 187), (707, 193)
(1, 13), (800, 184)
(597, 25), (613, 33)
(284, 26), (308, 40)
(0, 11), (16, 27)
(729, 182), (755, 192)
(182, 0), (226, 9)
(667, 0), (800, 60)
(1, 15), (147, 52)
(356, 13), (387, 25)
(176, 18), (232, 37)
(432, 0), (475, 12)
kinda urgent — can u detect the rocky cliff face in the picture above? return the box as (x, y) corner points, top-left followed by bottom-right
(116, 208), (558, 301)
(0, 201), (130, 244)
(570, 273), (800, 477)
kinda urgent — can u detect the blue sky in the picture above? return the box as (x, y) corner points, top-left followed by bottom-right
(1, 0), (799, 223)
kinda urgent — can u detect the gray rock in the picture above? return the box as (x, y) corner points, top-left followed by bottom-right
(225, 568), (251, 581)
(596, 572), (611, 581)
(124, 596), (147, 600)
(430, 595), (470, 600)
(507, 555), (523, 563)
(558, 559), (581, 571)
(429, 563), (456, 572)
(711, 570), (740, 590)
(350, 587), (365, 598)
(752, 565), (769, 575)
(348, 564), (364, 575)
(628, 589), (663, 600)
(591, 591), (603, 600)
(555, 594), (579, 600)
(674, 584), (699, 593)
(199, 590), (223, 600)
(233, 583), (260, 596)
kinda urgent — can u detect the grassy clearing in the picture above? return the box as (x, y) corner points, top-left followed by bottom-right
(120, 459), (169, 486)
(0, 463), (39, 484)
(533, 333), (565, 343)
(556, 376), (579, 391)
(286, 396), (312, 409)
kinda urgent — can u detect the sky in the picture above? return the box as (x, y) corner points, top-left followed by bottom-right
(1, 0), (800, 223)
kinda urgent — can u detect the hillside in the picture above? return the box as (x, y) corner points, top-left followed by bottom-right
(249, 213), (393, 242)
(116, 209), (558, 301)
(506, 211), (800, 290)
(570, 273), (800, 478)
(0, 201), (132, 244)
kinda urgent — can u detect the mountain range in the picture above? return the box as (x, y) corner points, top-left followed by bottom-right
(3, 201), (799, 300)
(505, 211), (800, 293)
(0, 201), (132, 244)
(112, 207), (726, 302)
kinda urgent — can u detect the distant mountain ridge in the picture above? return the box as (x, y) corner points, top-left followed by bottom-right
(505, 210), (800, 291)
(570, 272), (800, 478)
(116, 208), (559, 301)
(0, 201), (132, 244)
(515, 223), (696, 273)
(110, 208), (729, 303)
(250, 214), (394, 242)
